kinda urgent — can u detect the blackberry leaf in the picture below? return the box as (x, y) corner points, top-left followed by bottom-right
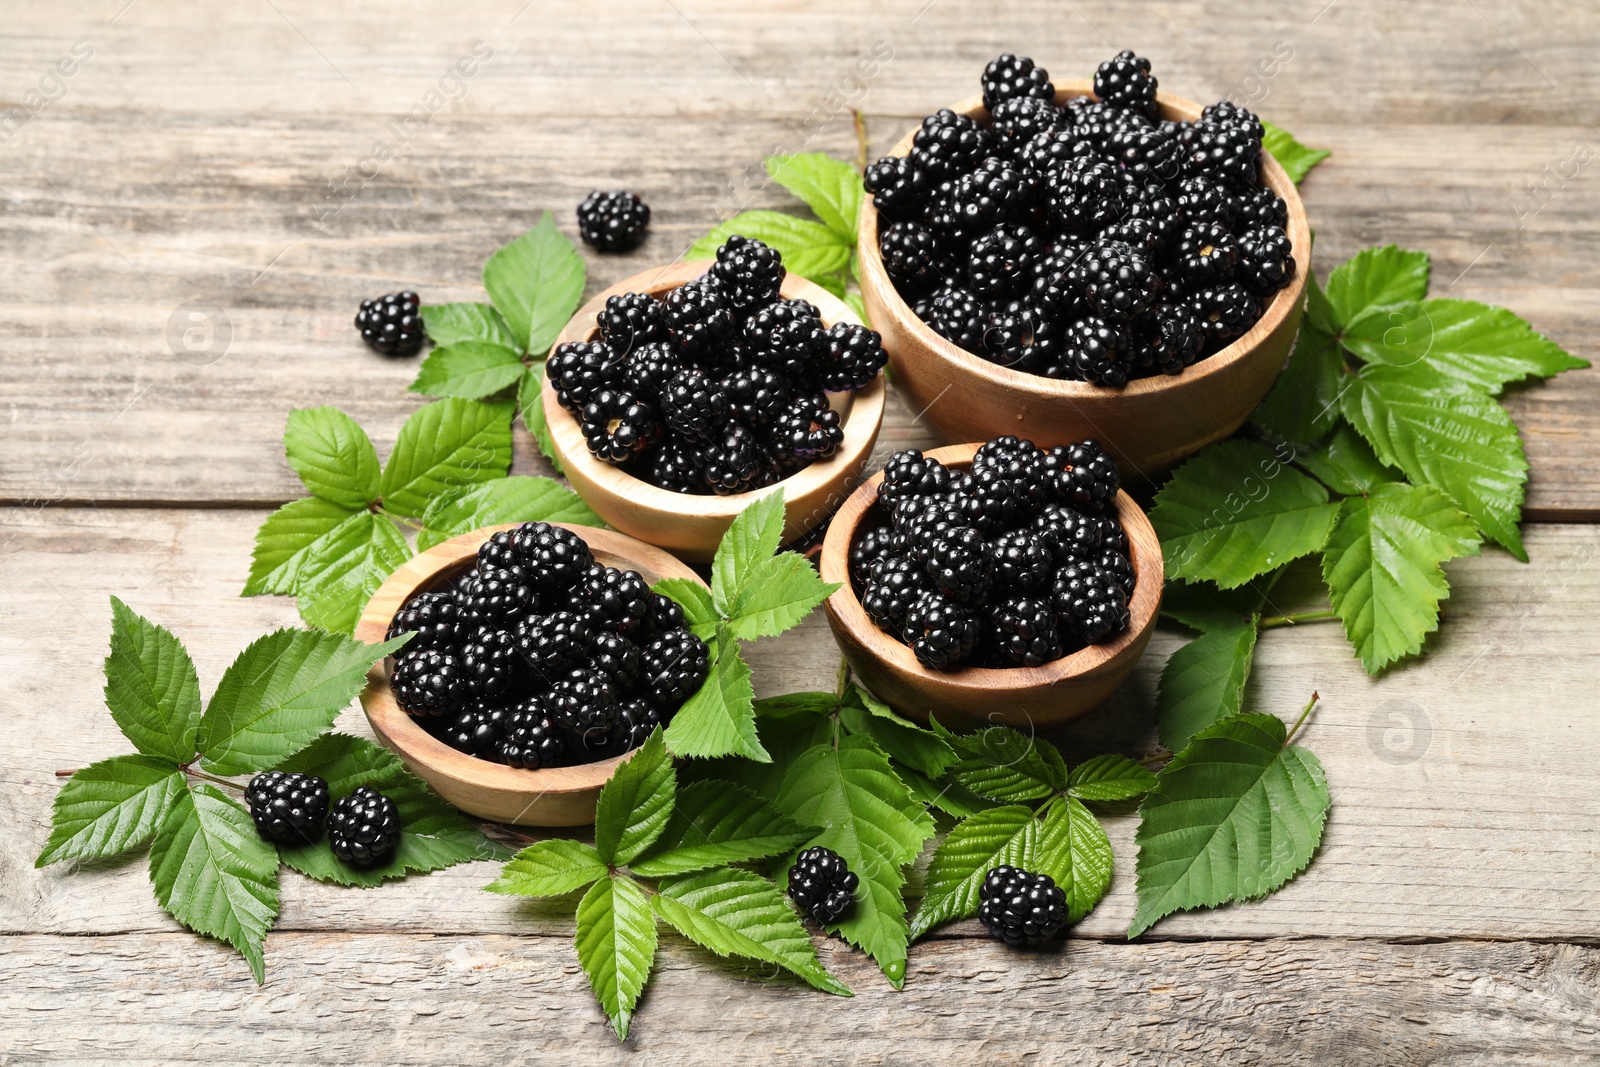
(724, 552), (838, 640)
(932, 720), (1069, 802)
(629, 780), (815, 878)
(377, 398), (514, 519)
(1156, 618), (1259, 751)
(418, 476), (601, 551)
(710, 490), (786, 616)
(837, 686), (956, 779)
(650, 577), (720, 639)
(688, 211), (850, 296)
(486, 840), (608, 898)
(765, 152), (862, 243)
(482, 210), (586, 354)
(293, 511), (410, 634)
(1296, 424), (1399, 495)
(1159, 576), (1279, 635)
(574, 874), (657, 1042)
(1034, 796), (1114, 924)
(594, 730), (676, 866)
(242, 497), (363, 597)
(909, 804), (1034, 941)
(283, 406), (380, 509)
(409, 340), (526, 400)
(36, 755), (183, 867)
(517, 363), (563, 474)
(895, 763), (999, 820)
(1260, 121), (1330, 184)
(419, 301), (518, 350)
(1250, 275), (1343, 446)
(1343, 298), (1587, 393)
(663, 632), (764, 762)
(104, 596), (203, 762)
(1323, 244), (1430, 328)
(1067, 755), (1156, 803)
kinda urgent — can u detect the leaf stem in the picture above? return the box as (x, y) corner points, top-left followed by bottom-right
(1284, 692), (1321, 747)
(1260, 609), (1339, 629)
(183, 766), (246, 792)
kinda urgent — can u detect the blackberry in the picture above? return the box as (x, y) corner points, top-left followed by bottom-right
(990, 529), (1053, 590)
(611, 699), (663, 754)
(1098, 547), (1136, 598)
(1033, 502), (1104, 564)
(1027, 243), (1087, 318)
(959, 466), (1026, 535)
(925, 526), (994, 604)
(549, 669), (621, 757)
(787, 846), (859, 924)
(245, 771), (330, 844)
(458, 566), (536, 626)
(969, 223), (1041, 297)
(660, 368), (731, 443)
(438, 700), (511, 760)
(1018, 125), (1091, 175)
(878, 449), (952, 510)
(580, 388), (660, 462)
(1175, 222), (1239, 285)
(327, 786), (402, 868)
(638, 592), (687, 642)
(476, 528), (523, 572)
(1184, 119), (1261, 185)
(1174, 174), (1240, 228)
(985, 595), (1063, 668)
(725, 366), (791, 424)
(1039, 440), (1120, 514)
(910, 108), (995, 179)
(1043, 157), (1126, 236)
(1095, 513), (1130, 555)
(459, 626), (523, 699)
(576, 566), (652, 637)
(385, 590), (461, 651)
(597, 292), (665, 355)
(1119, 187), (1184, 254)
(1138, 302), (1206, 375)
(925, 285), (986, 351)
(1094, 49), (1159, 118)
(863, 155), (927, 221)
(1106, 122), (1181, 183)
(640, 629), (710, 711)
(921, 176), (971, 244)
(588, 631), (642, 693)
(1191, 282), (1259, 343)
(1062, 314), (1132, 386)
(576, 190), (650, 253)
(1236, 225), (1296, 295)
(1201, 99), (1265, 140)
(515, 610), (594, 679)
(978, 865), (1067, 946)
(743, 299), (825, 381)
(1234, 184), (1288, 230)
(660, 280), (736, 356)
(981, 53), (1055, 112)
(500, 696), (568, 769)
(861, 556), (926, 637)
(354, 291), (423, 357)
(903, 589), (982, 668)
(512, 522), (594, 593)
(894, 503), (969, 566)
(849, 525), (896, 586)
(1052, 560), (1130, 643)
(989, 97), (1064, 156)
(621, 340), (680, 398)
(548, 340), (624, 412)
(952, 155), (1041, 230)
(704, 423), (764, 495)
(645, 438), (708, 493)
(879, 220), (946, 294)
(1073, 239), (1164, 324)
(706, 234), (786, 314)
(773, 392), (843, 461)
(391, 647), (470, 718)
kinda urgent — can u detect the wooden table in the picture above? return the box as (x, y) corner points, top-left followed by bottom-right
(4, 1), (1598, 1061)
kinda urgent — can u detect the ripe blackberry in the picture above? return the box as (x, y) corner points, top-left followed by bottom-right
(820, 322), (886, 392)
(579, 388), (660, 462)
(969, 223), (1041, 297)
(863, 155), (927, 221)
(706, 234), (786, 314)
(515, 611), (594, 679)
(725, 366), (791, 424)
(1094, 49), (1159, 117)
(500, 696), (568, 769)
(660, 280), (736, 356)
(548, 340), (624, 412)
(1032, 502), (1104, 564)
(879, 449), (952, 510)
(1115, 186), (1184, 254)
(1202, 99), (1265, 140)
(1175, 222), (1239, 285)
(620, 340), (680, 398)
(894, 503), (968, 566)
(391, 647), (470, 718)
(597, 292), (665, 355)
(645, 438), (709, 493)
(576, 190), (650, 253)
(849, 525), (896, 586)
(879, 220), (946, 294)
(476, 529), (523, 572)
(1018, 124), (1091, 175)
(512, 522), (594, 593)
(640, 629), (710, 711)
(925, 526), (994, 604)
(952, 155), (1041, 230)
(549, 669), (621, 757)
(787, 846), (859, 924)
(458, 566), (537, 626)
(1236, 225), (1296, 295)
(1106, 122), (1181, 184)
(704, 423), (764, 495)
(576, 566), (652, 636)
(1062, 314), (1132, 386)
(1073, 239), (1164, 323)
(925, 285), (986, 351)
(1039, 440), (1120, 514)
(1026, 244), (1086, 318)
(903, 589), (982, 668)
(1191, 282), (1259, 343)
(910, 108), (995, 179)
(958, 466), (1026, 535)
(245, 771), (330, 845)
(990, 529), (1053, 590)
(1043, 157), (1127, 236)
(460, 626), (523, 699)
(1095, 513), (1130, 556)
(327, 786), (402, 868)
(438, 700), (511, 760)
(921, 176), (971, 244)
(990, 97), (1064, 156)
(773, 392), (843, 461)
(1138, 302), (1206, 375)
(981, 53), (1055, 112)
(385, 590), (461, 651)
(1174, 173), (1240, 228)
(1052, 560), (1130, 643)
(985, 595), (1063, 668)
(979, 865), (1067, 946)
(638, 592), (687, 642)
(862, 557), (926, 637)
(1234, 184), (1288, 230)
(1184, 119), (1261, 185)
(743, 299), (825, 381)
(588, 631), (642, 693)
(610, 699), (663, 754)
(354, 291), (423, 357)
(1098, 547), (1136, 598)
(659, 367), (731, 443)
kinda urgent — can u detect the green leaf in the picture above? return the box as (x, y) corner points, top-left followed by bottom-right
(420, 302), (518, 350)
(1322, 482), (1482, 674)
(663, 633), (764, 761)
(148, 783), (280, 983)
(103, 596), (203, 761)
(1260, 121), (1331, 184)
(418, 476), (602, 551)
(409, 341), (526, 400)
(196, 631), (410, 776)
(242, 497), (364, 597)
(653, 866), (850, 996)
(908, 804), (1034, 940)
(933, 720), (1068, 802)
(650, 577), (720, 638)
(1324, 245), (1431, 329)
(1295, 423), (1399, 495)
(895, 763), (999, 819)
(482, 211), (586, 354)
(36, 755), (183, 867)
(1068, 754), (1156, 802)
(517, 363), (563, 474)
(724, 552), (838, 640)
(378, 398), (514, 519)
(1251, 275), (1343, 446)
(630, 779), (815, 878)
(838, 686), (956, 778)
(711, 490), (786, 615)
(575, 875), (656, 1041)
(283, 407), (380, 509)
(1151, 439), (1340, 588)
(1159, 576), (1276, 634)
(594, 730), (675, 866)
(1341, 362), (1528, 558)
(1344, 298), (1587, 392)
(688, 211), (851, 295)
(685, 709), (834, 802)
(275, 734), (503, 885)
(1034, 796), (1115, 923)
(1156, 618), (1259, 752)
(775, 734), (936, 985)
(292, 510), (411, 635)
(764, 153), (862, 243)
(754, 691), (839, 721)
(1130, 713), (1330, 937)
(485, 839), (607, 897)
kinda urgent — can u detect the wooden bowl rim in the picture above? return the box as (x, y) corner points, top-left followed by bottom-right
(819, 442), (1163, 694)
(354, 522), (709, 805)
(544, 260), (887, 521)
(857, 79), (1312, 401)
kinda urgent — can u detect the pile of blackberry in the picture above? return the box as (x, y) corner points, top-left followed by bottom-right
(384, 522), (710, 767)
(852, 437), (1133, 670)
(245, 771), (401, 869)
(546, 235), (887, 495)
(866, 51), (1296, 386)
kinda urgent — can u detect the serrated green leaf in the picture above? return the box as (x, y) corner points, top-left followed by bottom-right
(684, 708), (834, 802)
(594, 730), (675, 866)
(653, 866), (850, 995)
(764, 153), (862, 243)
(724, 552), (838, 640)
(754, 691), (839, 721)
(1296, 423), (1399, 495)
(688, 211), (851, 295)
(650, 577), (720, 638)
(1068, 754), (1156, 802)
(292, 510), (411, 635)
(517, 363), (563, 474)
(932, 719), (1068, 802)
(420, 302), (518, 350)
(242, 497), (365, 597)
(774, 735), (935, 985)
(908, 804), (1034, 940)
(711, 490), (786, 615)
(1156, 618), (1259, 751)
(575, 875), (656, 1041)
(378, 398), (514, 519)
(1341, 362), (1528, 558)
(283, 407), (380, 509)
(103, 596), (203, 761)
(418, 476), (602, 551)
(1130, 713), (1330, 937)
(485, 839), (607, 897)
(1159, 576), (1277, 634)
(1325, 245), (1431, 330)
(148, 783), (280, 983)
(663, 633), (764, 761)
(838, 686), (956, 778)
(894, 763), (999, 819)
(409, 341), (526, 400)
(1152, 439), (1340, 588)
(483, 211), (586, 354)
(630, 779), (815, 878)
(1034, 796), (1114, 923)
(1322, 482), (1482, 674)
(1260, 121), (1330, 184)
(1251, 276), (1344, 446)
(36, 755), (183, 867)
(196, 631), (410, 776)
(1344, 298), (1587, 392)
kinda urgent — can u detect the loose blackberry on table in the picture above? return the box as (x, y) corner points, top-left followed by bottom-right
(327, 786), (402, 869)
(354, 291), (423, 357)
(245, 771), (330, 845)
(978, 865), (1068, 946)
(576, 190), (651, 253)
(787, 846), (859, 924)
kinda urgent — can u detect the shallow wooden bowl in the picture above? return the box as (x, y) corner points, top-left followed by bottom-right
(819, 443), (1162, 729)
(354, 523), (707, 827)
(857, 81), (1311, 474)
(545, 261), (886, 563)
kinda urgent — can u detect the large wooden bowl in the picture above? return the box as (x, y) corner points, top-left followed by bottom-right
(354, 523), (707, 827)
(819, 443), (1162, 728)
(858, 81), (1311, 474)
(545, 261), (886, 563)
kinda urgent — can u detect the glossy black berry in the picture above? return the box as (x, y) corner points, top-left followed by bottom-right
(580, 388), (660, 462)
(979, 865), (1067, 946)
(981, 54), (1055, 113)
(576, 566), (652, 637)
(1191, 282), (1259, 344)
(1176, 222), (1239, 285)
(640, 629), (710, 712)
(355, 291), (423, 356)
(1043, 157), (1126, 236)
(864, 154), (927, 220)
(703, 423), (764, 495)
(990, 529), (1053, 591)
(879, 220), (946, 294)
(773, 392), (843, 461)
(515, 611), (594, 679)
(458, 566), (536, 627)
(1063, 314), (1132, 386)
(577, 190), (650, 253)
(990, 97), (1064, 155)
(879, 449), (952, 510)
(1236, 225), (1296, 295)
(644, 438), (708, 492)
(512, 522), (594, 594)
(706, 234), (786, 314)
(588, 631), (642, 693)
(437, 700), (511, 760)
(968, 223), (1040, 297)
(725, 366), (791, 424)
(548, 340), (624, 412)
(459, 626), (523, 699)
(500, 696), (568, 769)
(548, 669), (621, 758)
(597, 292), (665, 355)
(911, 108), (995, 179)
(985, 595), (1063, 667)
(849, 525), (896, 586)
(245, 771), (330, 844)
(1052, 560), (1130, 643)
(1074, 239), (1164, 324)
(925, 284), (986, 351)
(1094, 49), (1158, 117)
(660, 368), (730, 443)
(392, 647), (470, 718)
(743, 299), (825, 381)
(660, 280), (736, 356)
(787, 846), (859, 924)
(903, 589), (982, 668)
(385, 590), (461, 652)
(327, 786), (401, 868)
(862, 556), (927, 637)
(1039, 440), (1120, 514)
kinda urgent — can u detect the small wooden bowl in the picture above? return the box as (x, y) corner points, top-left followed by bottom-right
(354, 523), (708, 827)
(819, 443), (1162, 729)
(545, 261), (887, 563)
(857, 81), (1311, 474)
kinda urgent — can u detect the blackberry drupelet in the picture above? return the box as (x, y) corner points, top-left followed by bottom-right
(979, 865), (1067, 946)
(863, 155), (926, 220)
(579, 389), (660, 462)
(512, 522), (594, 593)
(1052, 560), (1129, 643)
(355, 291), (423, 357)
(986, 595), (1063, 668)
(576, 566), (652, 636)
(327, 786), (402, 868)
(385, 590), (461, 651)
(245, 771), (330, 845)
(787, 846), (859, 924)
(879, 220), (946, 293)
(660, 280), (736, 356)
(597, 292), (665, 355)
(706, 234), (786, 314)
(576, 190), (650, 253)
(640, 628), (710, 711)
(903, 589), (983, 668)
(1093, 49), (1159, 117)
(981, 53), (1055, 112)
(1236, 225), (1296, 295)
(391, 647), (470, 718)
(773, 392), (844, 461)
(499, 696), (568, 769)
(515, 611), (594, 679)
